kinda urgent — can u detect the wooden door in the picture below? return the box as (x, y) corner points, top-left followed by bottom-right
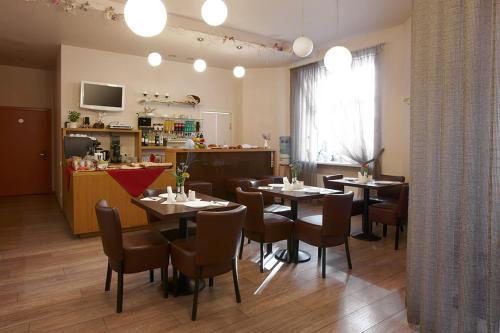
(0, 107), (51, 196)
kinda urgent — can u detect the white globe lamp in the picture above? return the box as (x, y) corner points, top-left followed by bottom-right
(233, 66), (246, 78)
(324, 46), (352, 73)
(201, 0), (228, 26)
(193, 59), (207, 73)
(124, 0), (167, 37)
(147, 52), (162, 67)
(293, 36), (314, 58)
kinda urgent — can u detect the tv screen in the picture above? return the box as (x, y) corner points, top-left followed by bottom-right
(80, 81), (125, 111)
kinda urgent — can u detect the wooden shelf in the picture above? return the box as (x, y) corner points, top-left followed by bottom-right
(138, 99), (198, 108)
(63, 128), (140, 134)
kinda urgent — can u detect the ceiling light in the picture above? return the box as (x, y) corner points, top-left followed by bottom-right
(124, 0), (167, 37)
(193, 59), (207, 72)
(147, 52), (162, 67)
(293, 36), (314, 58)
(233, 66), (246, 78)
(201, 0), (228, 26)
(324, 46), (352, 73)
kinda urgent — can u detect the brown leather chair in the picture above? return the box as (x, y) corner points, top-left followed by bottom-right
(323, 175), (364, 216)
(95, 200), (169, 313)
(224, 177), (256, 201)
(250, 179), (293, 219)
(170, 206), (247, 321)
(369, 184), (409, 250)
(294, 192), (354, 278)
(376, 174), (406, 201)
(236, 187), (294, 272)
(185, 180), (213, 195)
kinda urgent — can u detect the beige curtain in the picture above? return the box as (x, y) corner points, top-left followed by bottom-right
(407, 1), (499, 332)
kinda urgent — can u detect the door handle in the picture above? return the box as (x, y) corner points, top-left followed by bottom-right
(39, 152), (48, 160)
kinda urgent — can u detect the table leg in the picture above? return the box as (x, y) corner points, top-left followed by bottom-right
(352, 188), (381, 241)
(172, 217), (205, 295)
(275, 199), (311, 263)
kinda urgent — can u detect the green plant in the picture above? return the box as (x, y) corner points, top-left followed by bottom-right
(68, 110), (81, 122)
(290, 163), (302, 180)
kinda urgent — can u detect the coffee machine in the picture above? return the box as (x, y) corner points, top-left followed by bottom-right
(110, 134), (121, 163)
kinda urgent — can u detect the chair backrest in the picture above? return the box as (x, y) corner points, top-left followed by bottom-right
(250, 179), (275, 205)
(322, 174), (344, 191)
(235, 187), (265, 233)
(95, 200), (124, 262)
(321, 192), (354, 237)
(185, 182), (213, 196)
(195, 205), (247, 266)
(397, 184), (410, 219)
(142, 189), (162, 223)
(377, 174), (406, 199)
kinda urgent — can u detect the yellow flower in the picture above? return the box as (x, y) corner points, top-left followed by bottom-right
(182, 172), (190, 179)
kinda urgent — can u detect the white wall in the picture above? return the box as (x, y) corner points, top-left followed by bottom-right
(240, 68), (290, 149)
(0, 65), (54, 109)
(56, 45), (242, 204)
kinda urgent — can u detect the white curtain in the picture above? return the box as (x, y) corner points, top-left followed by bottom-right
(407, 0), (499, 332)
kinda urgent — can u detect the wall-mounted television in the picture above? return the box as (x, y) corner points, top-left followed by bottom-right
(80, 81), (125, 112)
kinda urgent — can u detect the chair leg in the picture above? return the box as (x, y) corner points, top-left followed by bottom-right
(160, 268), (164, 281)
(238, 229), (244, 260)
(231, 258), (241, 303)
(266, 243), (273, 255)
(345, 237), (353, 269)
(395, 222), (400, 250)
(317, 247), (322, 259)
(383, 224), (388, 237)
(192, 278), (199, 321)
(162, 267), (168, 298)
(105, 262), (112, 292)
(321, 247), (326, 279)
(117, 264), (123, 313)
(209, 277), (214, 287)
(149, 269), (154, 282)
(173, 268), (179, 297)
(259, 242), (264, 273)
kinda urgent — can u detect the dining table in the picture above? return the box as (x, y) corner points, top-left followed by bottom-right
(328, 178), (404, 241)
(131, 193), (240, 295)
(250, 184), (341, 263)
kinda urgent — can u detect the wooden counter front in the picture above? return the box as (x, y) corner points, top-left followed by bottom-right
(63, 169), (174, 235)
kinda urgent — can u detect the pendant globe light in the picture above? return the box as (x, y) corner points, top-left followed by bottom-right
(147, 52), (162, 67)
(193, 37), (207, 73)
(233, 45), (245, 78)
(124, 0), (167, 37)
(324, 0), (352, 72)
(201, 0), (228, 26)
(292, 0), (314, 58)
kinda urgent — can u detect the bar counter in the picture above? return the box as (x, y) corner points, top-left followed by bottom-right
(62, 148), (276, 235)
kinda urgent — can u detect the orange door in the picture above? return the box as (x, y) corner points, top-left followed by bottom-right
(0, 107), (51, 196)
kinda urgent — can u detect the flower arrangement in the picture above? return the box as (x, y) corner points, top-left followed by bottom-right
(174, 162), (190, 190)
(360, 163), (369, 176)
(290, 163), (302, 182)
(262, 133), (271, 148)
(68, 110), (80, 122)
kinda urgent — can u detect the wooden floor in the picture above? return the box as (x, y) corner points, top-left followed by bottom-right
(0, 195), (414, 333)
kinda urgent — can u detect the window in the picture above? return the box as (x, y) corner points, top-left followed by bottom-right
(315, 51), (377, 165)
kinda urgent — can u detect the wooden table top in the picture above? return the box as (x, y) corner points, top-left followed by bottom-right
(328, 178), (405, 190)
(131, 193), (240, 220)
(251, 185), (342, 201)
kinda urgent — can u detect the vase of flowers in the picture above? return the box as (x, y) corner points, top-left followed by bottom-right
(262, 133), (271, 149)
(290, 163), (302, 184)
(67, 110), (81, 128)
(174, 162), (190, 201)
(358, 163), (369, 183)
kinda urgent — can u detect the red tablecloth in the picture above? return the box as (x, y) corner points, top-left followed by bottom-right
(107, 168), (165, 197)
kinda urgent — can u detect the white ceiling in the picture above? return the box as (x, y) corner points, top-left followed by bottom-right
(0, 0), (411, 70)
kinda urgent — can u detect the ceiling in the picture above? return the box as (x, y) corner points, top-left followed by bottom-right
(0, 0), (411, 70)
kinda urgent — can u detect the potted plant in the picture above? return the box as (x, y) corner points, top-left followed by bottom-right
(67, 111), (81, 128)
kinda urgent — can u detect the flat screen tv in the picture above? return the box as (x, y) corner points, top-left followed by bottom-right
(80, 81), (125, 112)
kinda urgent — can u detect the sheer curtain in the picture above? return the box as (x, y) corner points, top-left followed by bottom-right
(290, 62), (325, 185)
(291, 45), (383, 184)
(407, 0), (499, 332)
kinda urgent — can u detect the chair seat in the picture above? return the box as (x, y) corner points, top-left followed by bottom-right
(122, 230), (169, 274)
(261, 213), (294, 243)
(170, 238), (231, 278)
(295, 215), (344, 248)
(369, 201), (399, 224)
